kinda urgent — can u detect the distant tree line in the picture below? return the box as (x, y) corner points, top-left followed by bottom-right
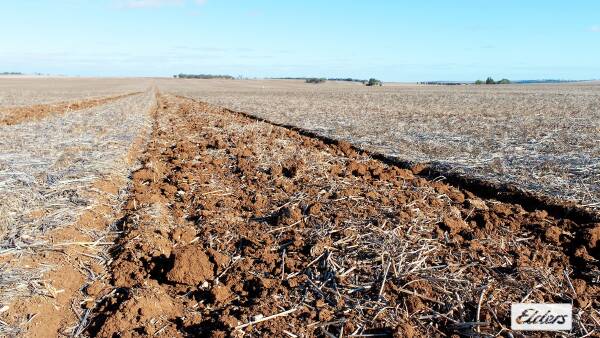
(276, 77), (383, 86)
(421, 78), (590, 85)
(276, 77), (366, 83)
(418, 81), (466, 85)
(273, 77), (313, 81)
(513, 79), (585, 84)
(327, 77), (368, 83)
(174, 74), (234, 79)
(474, 77), (511, 85)
(1, 72), (23, 75)
(365, 78), (383, 86)
(305, 78), (327, 84)
(276, 77), (387, 85)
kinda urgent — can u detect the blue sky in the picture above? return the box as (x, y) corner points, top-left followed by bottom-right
(1, 0), (599, 81)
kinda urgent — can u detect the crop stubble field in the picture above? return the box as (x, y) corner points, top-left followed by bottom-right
(0, 78), (598, 337)
(0, 77), (153, 107)
(159, 79), (600, 211)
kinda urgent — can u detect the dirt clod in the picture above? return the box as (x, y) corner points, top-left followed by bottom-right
(544, 226), (562, 244)
(440, 216), (468, 235)
(166, 245), (214, 285)
(585, 223), (600, 249)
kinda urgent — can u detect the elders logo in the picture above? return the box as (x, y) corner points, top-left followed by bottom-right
(511, 303), (572, 331)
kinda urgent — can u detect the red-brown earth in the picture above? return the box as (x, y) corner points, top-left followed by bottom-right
(80, 94), (600, 337)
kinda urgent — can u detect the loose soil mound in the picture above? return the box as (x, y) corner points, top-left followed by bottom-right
(0, 91), (141, 125)
(87, 94), (599, 337)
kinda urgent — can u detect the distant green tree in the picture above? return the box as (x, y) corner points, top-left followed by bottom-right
(485, 77), (496, 84)
(366, 78), (383, 86)
(305, 78), (327, 84)
(497, 78), (511, 84)
(475, 80), (484, 85)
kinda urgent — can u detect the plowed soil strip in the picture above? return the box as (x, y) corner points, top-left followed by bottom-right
(190, 95), (599, 226)
(0, 91), (142, 125)
(88, 94), (599, 337)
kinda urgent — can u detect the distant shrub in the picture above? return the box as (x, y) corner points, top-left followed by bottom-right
(474, 78), (511, 85)
(305, 78), (327, 84)
(328, 77), (365, 82)
(366, 78), (383, 86)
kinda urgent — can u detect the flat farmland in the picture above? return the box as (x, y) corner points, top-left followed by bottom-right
(0, 78), (598, 337)
(159, 79), (600, 210)
(0, 77), (153, 107)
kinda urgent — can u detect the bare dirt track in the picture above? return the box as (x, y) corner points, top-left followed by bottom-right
(85, 94), (599, 337)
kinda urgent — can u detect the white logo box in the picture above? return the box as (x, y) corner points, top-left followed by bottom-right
(511, 303), (572, 331)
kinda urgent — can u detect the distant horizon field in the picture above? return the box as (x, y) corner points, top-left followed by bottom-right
(1, 73), (599, 84)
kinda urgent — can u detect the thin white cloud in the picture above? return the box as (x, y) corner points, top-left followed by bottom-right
(590, 25), (600, 32)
